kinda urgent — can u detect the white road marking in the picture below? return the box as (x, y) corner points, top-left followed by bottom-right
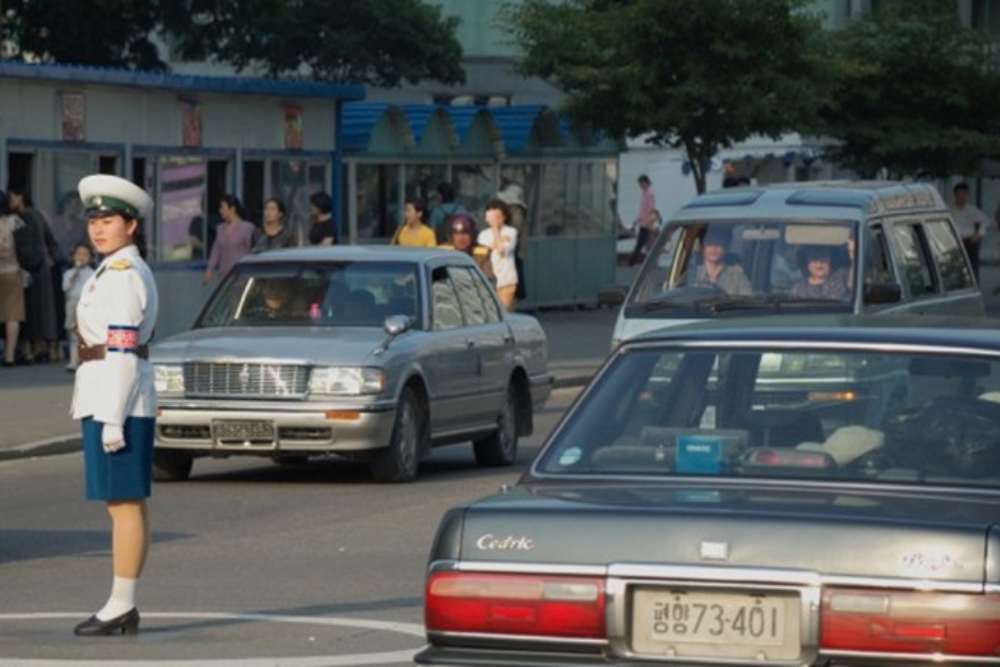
(0, 612), (426, 666)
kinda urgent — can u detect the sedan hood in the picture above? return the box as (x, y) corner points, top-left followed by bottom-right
(457, 482), (1000, 584)
(151, 326), (386, 365)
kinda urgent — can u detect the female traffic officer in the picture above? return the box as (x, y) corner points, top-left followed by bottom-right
(71, 174), (159, 637)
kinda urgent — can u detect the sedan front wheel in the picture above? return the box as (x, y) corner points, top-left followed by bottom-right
(370, 387), (426, 483)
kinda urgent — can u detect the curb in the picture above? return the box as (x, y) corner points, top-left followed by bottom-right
(0, 435), (80, 462)
(552, 374), (592, 390)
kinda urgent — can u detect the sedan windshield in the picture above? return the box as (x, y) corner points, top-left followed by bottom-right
(536, 344), (1000, 489)
(196, 261), (420, 328)
(629, 220), (858, 313)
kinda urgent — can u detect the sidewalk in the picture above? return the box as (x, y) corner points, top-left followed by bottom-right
(0, 306), (617, 461)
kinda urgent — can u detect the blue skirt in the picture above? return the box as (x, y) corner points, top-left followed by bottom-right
(82, 416), (155, 501)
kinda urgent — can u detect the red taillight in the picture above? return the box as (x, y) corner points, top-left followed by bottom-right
(747, 449), (832, 468)
(821, 589), (1000, 657)
(425, 572), (606, 639)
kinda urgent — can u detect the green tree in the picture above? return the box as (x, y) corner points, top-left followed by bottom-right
(503, 0), (834, 193)
(166, 0), (465, 87)
(819, 0), (1000, 178)
(1, 0), (167, 70)
(0, 0), (465, 88)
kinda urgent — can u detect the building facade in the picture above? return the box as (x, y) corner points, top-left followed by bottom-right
(0, 60), (363, 337)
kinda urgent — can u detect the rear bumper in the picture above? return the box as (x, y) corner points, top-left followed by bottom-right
(415, 644), (608, 666)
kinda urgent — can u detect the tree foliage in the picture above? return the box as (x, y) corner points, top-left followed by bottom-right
(1, 0), (167, 70)
(503, 0), (834, 193)
(0, 0), (465, 88)
(818, 0), (1000, 178)
(165, 0), (465, 87)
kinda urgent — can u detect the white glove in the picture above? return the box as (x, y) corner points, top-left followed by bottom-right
(102, 424), (126, 453)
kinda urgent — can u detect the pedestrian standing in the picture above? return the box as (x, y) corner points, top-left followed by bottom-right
(628, 175), (660, 266)
(9, 185), (63, 362)
(71, 174), (159, 636)
(950, 182), (990, 281)
(478, 199), (519, 311)
(252, 198), (296, 252)
(441, 213), (495, 284)
(430, 182), (468, 243)
(0, 190), (26, 368)
(62, 243), (96, 371)
(307, 192), (338, 246)
(497, 183), (529, 300)
(202, 194), (256, 285)
(391, 199), (437, 247)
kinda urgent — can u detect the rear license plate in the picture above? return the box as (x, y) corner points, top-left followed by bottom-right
(631, 588), (801, 661)
(212, 420), (276, 447)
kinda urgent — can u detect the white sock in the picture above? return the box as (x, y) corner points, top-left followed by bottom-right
(96, 576), (137, 621)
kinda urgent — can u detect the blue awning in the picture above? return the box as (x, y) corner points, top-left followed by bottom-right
(340, 102), (599, 156)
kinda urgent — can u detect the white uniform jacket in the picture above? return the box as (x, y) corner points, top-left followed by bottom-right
(71, 245), (159, 425)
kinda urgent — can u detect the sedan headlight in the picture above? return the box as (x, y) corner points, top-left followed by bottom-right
(154, 364), (185, 396)
(309, 367), (385, 396)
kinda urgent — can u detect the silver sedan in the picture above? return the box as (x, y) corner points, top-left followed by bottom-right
(150, 246), (550, 483)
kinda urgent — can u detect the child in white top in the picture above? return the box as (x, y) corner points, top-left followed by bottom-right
(477, 199), (519, 311)
(63, 243), (96, 370)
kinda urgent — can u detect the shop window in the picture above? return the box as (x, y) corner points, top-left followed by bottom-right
(356, 163), (401, 243)
(242, 160), (265, 226)
(158, 156), (209, 263)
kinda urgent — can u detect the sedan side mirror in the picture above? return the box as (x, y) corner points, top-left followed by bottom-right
(863, 281), (902, 305)
(374, 314), (412, 356)
(598, 285), (627, 307)
(384, 314), (412, 336)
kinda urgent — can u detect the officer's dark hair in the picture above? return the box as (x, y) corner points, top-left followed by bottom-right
(954, 182), (970, 195)
(309, 192), (332, 215)
(220, 194), (247, 220)
(265, 197), (287, 217)
(130, 214), (149, 259)
(0, 190), (9, 215)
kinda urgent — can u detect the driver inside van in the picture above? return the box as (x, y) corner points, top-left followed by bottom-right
(691, 228), (752, 296)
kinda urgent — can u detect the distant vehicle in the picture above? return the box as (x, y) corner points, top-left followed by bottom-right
(610, 181), (984, 348)
(150, 246), (551, 483)
(418, 315), (1000, 666)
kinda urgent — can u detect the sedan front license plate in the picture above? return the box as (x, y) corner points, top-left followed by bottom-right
(631, 587), (801, 661)
(212, 420), (276, 448)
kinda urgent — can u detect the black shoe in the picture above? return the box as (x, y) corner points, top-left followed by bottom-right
(73, 608), (140, 636)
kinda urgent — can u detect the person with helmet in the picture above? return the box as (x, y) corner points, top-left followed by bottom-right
(442, 213), (494, 285)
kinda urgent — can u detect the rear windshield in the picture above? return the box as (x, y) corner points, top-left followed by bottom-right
(535, 343), (1000, 490)
(627, 220), (858, 316)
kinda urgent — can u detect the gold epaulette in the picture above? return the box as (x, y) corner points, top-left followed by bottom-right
(472, 246), (489, 257)
(109, 259), (133, 270)
(439, 243), (456, 250)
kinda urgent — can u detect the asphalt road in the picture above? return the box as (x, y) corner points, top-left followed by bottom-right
(0, 385), (581, 666)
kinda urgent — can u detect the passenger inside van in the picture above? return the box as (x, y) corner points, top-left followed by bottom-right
(790, 239), (855, 301)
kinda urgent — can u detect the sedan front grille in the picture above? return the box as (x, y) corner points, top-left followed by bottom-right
(184, 362), (310, 399)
